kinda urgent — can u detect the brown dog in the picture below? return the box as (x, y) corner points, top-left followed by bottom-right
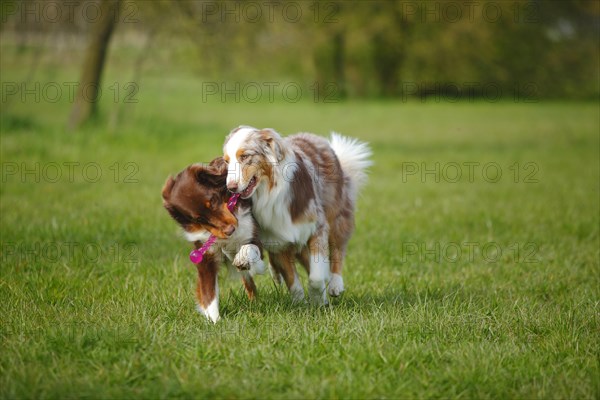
(162, 157), (265, 323)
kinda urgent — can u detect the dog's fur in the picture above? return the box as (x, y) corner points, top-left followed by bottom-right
(161, 157), (265, 323)
(223, 126), (372, 304)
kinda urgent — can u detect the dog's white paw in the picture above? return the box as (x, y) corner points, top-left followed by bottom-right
(328, 273), (344, 297)
(196, 300), (220, 323)
(308, 282), (329, 306)
(289, 277), (305, 302)
(233, 244), (261, 271)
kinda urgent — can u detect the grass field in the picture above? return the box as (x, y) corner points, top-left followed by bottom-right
(1, 70), (599, 398)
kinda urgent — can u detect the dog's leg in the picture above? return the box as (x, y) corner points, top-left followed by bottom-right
(307, 231), (330, 306)
(269, 249), (305, 302)
(195, 252), (220, 323)
(241, 271), (258, 300)
(231, 244), (262, 300)
(328, 240), (346, 297)
(221, 246), (260, 301)
(327, 209), (355, 296)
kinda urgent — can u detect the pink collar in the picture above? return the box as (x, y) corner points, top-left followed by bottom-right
(189, 192), (240, 264)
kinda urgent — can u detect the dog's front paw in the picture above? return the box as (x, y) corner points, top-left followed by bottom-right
(308, 281), (329, 306)
(328, 273), (344, 297)
(233, 244), (261, 271)
(290, 278), (305, 302)
(196, 302), (220, 324)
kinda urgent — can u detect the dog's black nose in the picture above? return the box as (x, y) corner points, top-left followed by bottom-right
(224, 225), (236, 236)
(227, 182), (238, 192)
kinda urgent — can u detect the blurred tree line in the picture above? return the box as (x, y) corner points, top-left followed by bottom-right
(2, 0), (599, 108)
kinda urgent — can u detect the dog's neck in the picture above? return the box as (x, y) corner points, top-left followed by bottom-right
(252, 152), (295, 227)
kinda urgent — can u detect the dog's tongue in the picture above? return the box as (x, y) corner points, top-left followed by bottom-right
(241, 177), (256, 198)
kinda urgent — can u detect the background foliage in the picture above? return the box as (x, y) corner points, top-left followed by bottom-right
(2, 0), (599, 103)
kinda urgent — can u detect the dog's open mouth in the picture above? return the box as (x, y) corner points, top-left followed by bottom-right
(241, 176), (257, 198)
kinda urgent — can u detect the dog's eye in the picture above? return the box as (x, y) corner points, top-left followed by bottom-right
(210, 195), (220, 208)
(240, 153), (255, 162)
(194, 213), (207, 223)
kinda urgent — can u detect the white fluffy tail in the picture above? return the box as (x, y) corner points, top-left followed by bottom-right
(329, 133), (372, 199)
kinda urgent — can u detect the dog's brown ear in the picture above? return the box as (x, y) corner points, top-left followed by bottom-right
(161, 176), (176, 201)
(164, 203), (190, 225)
(208, 157), (228, 175)
(259, 128), (284, 161)
(190, 163), (226, 188)
(162, 176), (189, 224)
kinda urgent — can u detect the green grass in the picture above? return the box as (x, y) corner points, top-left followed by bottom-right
(1, 71), (599, 398)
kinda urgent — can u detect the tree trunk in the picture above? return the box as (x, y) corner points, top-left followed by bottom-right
(68, 0), (121, 131)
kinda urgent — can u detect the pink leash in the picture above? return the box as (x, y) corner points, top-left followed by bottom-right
(189, 192), (240, 264)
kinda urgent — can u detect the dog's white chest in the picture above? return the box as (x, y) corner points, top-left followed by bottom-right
(253, 200), (316, 250)
(259, 220), (315, 251)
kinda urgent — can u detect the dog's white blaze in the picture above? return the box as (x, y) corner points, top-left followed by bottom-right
(225, 127), (256, 189)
